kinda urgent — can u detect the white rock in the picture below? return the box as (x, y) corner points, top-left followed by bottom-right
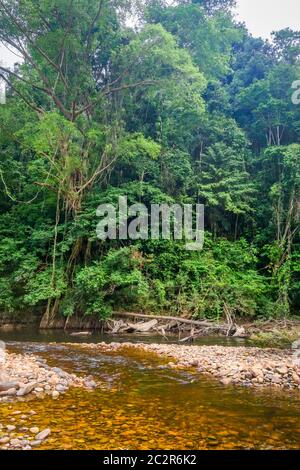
(30, 427), (40, 434)
(35, 428), (51, 441)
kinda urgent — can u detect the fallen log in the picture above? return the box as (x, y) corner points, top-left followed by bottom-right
(108, 320), (127, 334)
(125, 319), (158, 333)
(113, 312), (218, 329)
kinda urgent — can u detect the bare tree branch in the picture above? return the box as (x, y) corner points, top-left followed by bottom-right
(0, 72), (44, 115)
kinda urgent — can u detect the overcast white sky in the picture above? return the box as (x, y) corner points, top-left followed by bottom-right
(235, 0), (300, 38)
(1, 0), (300, 67)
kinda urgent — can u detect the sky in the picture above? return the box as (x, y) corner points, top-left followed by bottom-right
(1, 0), (300, 67)
(235, 0), (300, 39)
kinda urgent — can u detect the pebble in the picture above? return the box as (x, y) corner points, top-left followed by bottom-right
(84, 380), (97, 389)
(10, 438), (22, 447)
(30, 427), (40, 434)
(0, 388), (16, 396)
(0, 437), (10, 444)
(75, 342), (300, 390)
(17, 382), (38, 397)
(35, 429), (51, 441)
(6, 425), (16, 431)
(277, 367), (288, 375)
(31, 440), (42, 446)
(221, 378), (232, 386)
(0, 350), (96, 451)
(271, 374), (282, 384)
(292, 372), (300, 385)
(0, 352), (95, 401)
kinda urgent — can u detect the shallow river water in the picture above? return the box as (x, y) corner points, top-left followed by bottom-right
(1, 328), (300, 450)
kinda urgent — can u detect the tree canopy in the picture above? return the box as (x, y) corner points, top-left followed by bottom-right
(0, 0), (299, 324)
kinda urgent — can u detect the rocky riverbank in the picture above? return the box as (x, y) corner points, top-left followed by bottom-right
(71, 342), (300, 390)
(0, 350), (97, 450)
(0, 351), (96, 401)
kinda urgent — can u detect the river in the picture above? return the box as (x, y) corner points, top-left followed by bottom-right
(1, 328), (300, 450)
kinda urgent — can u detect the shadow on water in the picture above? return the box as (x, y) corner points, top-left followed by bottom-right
(1, 327), (300, 450)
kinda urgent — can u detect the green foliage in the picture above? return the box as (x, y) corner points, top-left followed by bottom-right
(74, 248), (150, 319)
(146, 2), (240, 79)
(249, 329), (300, 349)
(24, 267), (67, 306)
(141, 238), (271, 318)
(0, 0), (299, 323)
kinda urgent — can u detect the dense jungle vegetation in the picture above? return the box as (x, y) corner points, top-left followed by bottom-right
(0, 0), (299, 326)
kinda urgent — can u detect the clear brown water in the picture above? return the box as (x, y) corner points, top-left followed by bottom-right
(1, 329), (300, 450)
(0, 327), (249, 346)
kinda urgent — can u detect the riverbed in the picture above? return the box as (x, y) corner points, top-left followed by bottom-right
(1, 328), (300, 450)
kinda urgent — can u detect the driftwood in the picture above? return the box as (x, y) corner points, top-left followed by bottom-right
(126, 319), (158, 332)
(179, 327), (195, 343)
(107, 319), (159, 334)
(233, 326), (247, 338)
(113, 312), (216, 328)
(110, 311), (238, 339)
(69, 331), (92, 337)
(110, 320), (125, 334)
